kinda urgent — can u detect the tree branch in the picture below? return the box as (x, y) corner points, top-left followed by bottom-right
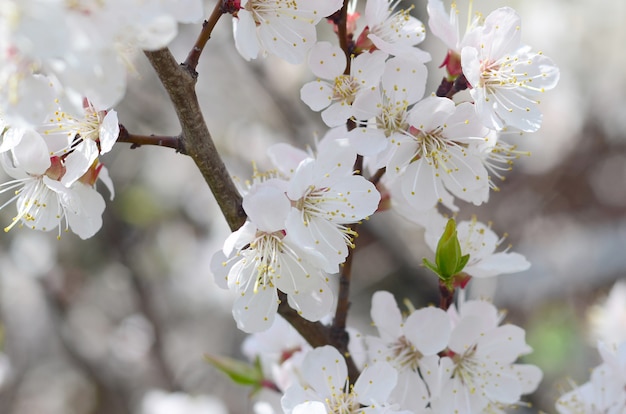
(117, 124), (185, 152)
(184, 1), (226, 71)
(143, 48), (246, 231)
(145, 43), (361, 380)
(278, 293), (360, 381)
(338, 0), (351, 74)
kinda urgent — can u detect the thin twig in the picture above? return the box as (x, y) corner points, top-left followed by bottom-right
(184, 1), (227, 72)
(117, 124), (185, 152)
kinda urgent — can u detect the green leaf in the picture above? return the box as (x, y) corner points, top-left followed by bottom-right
(422, 258), (440, 277)
(204, 353), (264, 387)
(456, 253), (470, 274)
(435, 219), (461, 279)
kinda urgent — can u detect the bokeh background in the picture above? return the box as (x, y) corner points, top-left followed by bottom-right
(0, 0), (625, 412)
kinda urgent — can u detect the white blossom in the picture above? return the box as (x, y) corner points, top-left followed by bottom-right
(461, 7), (560, 132)
(282, 137), (380, 273)
(211, 180), (336, 333)
(300, 42), (387, 127)
(434, 300), (542, 413)
(556, 341), (626, 414)
(366, 291), (451, 412)
(360, 0), (430, 62)
(233, 0), (343, 64)
(386, 96), (491, 211)
(0, 127), (106, 239)
(281, 345), (406, 414)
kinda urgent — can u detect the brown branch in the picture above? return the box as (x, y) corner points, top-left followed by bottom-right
(184, 1), (227, 71)
(338, 0), (351, 74)
(117, 124), (185, 152)
(144, 48), (357, 375)
(369, 167), (386, 186)
(278, 293), (360, 381)
(143, 48), (246, 231)
(331, 154), (361, 332)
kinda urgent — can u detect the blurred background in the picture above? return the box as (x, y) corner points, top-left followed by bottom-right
(0, 0), (625, 412)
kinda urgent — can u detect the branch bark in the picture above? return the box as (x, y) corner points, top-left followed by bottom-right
(143, 48), (246, 231)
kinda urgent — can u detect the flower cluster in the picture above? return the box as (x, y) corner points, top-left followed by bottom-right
(556, 341), (626, 414)
(211, 135), (380, 332)
(0, 0), (204, 238)
(0, 98), (117, 238)
(239, 292), (541, 413)
(216, 0), (547, 330)
(0, 0), (203, 126)
(365, 291), (542, 413)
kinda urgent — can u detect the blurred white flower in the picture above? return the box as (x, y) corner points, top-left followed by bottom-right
(141, 389), (228, 414)
(0, 128), (106, 239)
(588, 280), (626, 347)
(556, 341), (626, 414)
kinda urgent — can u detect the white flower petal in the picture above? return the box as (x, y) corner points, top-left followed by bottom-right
(243, 180), (291, 233)
(233, 12), (260, 61)
(370, 291), (404, 340)
(300, 81), (334, 112)
(404, 307), (451, 356)
(354, 361), (397, 405)
(302, 346), (347, 398)
(233, 283), (279, 333)
(308, 42), (346, 79)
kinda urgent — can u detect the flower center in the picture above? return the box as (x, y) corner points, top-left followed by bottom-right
(388, 335), (423, 371)
(248, 231), (285, 292)
(332, 75), (359, 104)
(408, 126), (458, 172)
(370, 3), (417, 43)
(377, 98), (409, 137)
(326, 380), (359, 414)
